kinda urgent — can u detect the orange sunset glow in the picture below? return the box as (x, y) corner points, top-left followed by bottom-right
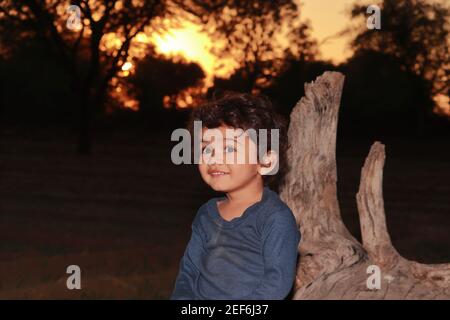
(94, 0), (450, 115)
(101, 18), (239, 110)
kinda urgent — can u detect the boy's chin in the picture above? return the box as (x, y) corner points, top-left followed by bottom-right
(209, 185), (229, 193)
(207, 182), (233, 193)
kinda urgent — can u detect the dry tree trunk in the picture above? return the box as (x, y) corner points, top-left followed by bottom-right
(280, 71), (450, 300)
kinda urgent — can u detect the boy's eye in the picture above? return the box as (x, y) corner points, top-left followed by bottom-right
(225, 145), (236, 153)
(202, 145), (213, 154)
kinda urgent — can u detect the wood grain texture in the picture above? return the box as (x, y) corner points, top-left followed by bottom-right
(280, 71), (450, 299)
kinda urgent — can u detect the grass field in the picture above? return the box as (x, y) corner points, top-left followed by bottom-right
(1, 127), (449, 299)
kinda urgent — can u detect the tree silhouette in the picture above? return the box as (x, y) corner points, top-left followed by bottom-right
(0, 0), (165, 154)
(349, 0), (450, 135)
(174, 0), (317, 92)
(130, 50), (205, 127)
(341, 50), (427, 137)
(0, 0), (318, 152)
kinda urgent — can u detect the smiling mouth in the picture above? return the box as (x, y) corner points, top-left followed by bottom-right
(208, 170), (229, 176)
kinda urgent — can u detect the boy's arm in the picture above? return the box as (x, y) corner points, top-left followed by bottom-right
(170, 222), (204, 300)
(242, 209), (301, 300)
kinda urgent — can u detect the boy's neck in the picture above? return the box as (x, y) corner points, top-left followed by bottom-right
(225, 176), (264, 205)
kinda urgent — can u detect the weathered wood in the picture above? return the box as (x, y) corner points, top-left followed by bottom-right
(356, 141), (399, 268)
(280, 71), (450, 299)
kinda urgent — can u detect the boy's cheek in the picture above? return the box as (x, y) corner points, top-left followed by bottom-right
(198, 164), (205, 175)
(198, 164), (209, 181)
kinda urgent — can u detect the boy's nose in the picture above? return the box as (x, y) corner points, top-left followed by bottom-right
(206, 149), (224, 165)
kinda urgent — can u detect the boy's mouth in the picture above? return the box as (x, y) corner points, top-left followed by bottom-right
(208, 169), (229, 176)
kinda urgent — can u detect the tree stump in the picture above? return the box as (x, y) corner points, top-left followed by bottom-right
(280, 71), (450, 299)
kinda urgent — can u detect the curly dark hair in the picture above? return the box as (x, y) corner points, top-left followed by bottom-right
(188, 91), (289, 189)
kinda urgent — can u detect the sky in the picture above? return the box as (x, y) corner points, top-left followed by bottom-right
(301, 0), (360, 63)
(138, 0), (368, 107)
(121, 0), (449, 113)
(148, 0), (363, 76)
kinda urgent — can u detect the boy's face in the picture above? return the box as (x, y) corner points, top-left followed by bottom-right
(198, 125), (263, 193)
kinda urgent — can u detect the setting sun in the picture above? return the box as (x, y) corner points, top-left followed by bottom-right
(151, 22), (214, 76)
(149, 21), (238, 85)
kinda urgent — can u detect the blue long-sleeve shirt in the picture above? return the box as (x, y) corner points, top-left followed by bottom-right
(170, 187), (301, 300)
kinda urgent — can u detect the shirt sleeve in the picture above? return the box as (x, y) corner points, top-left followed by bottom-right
(170, 221), (205, 300)
(241, 208), (301, 300)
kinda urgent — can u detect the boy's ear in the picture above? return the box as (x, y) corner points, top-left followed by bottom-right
(258, 151), (279, 176)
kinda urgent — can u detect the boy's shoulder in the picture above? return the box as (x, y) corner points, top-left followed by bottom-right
(191, 196), (218, 226)
(257, 188), (296, 222)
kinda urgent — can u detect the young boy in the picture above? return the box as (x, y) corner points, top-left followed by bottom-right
(170, 92), (301, 300)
